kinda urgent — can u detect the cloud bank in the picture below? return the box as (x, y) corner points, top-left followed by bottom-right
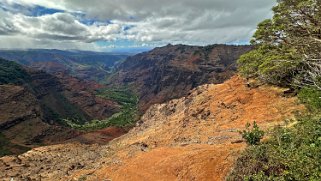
(0, 0), (276, 51)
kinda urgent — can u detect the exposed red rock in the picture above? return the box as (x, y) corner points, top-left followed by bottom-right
(0, 76), (305, 180)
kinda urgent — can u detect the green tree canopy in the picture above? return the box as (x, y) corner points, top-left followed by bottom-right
(239, 0), (321, 90)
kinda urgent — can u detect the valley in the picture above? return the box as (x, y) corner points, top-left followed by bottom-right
(1, 1), (321, 180)
(0, 43), (319, 180)
(1, 44), (251, 156)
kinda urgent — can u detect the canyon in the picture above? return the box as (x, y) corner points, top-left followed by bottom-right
(109, 44), (252, 112)
(0, 76), (304, 180)
(0, 44), (305, 180)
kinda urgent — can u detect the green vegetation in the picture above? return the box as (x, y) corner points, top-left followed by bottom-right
(63, 88), (138, 131)
(229, 0), (321, 180)
(0, 133), (11, 156)
(41, 104), (62, 123)
(203, 45), (215, 61)
(41, 91), (90, 124)
(298, 87), (321, 112)
(96, 88), (138, 106)
(240, 122), (265, 145)
(230, 86), (321, 180)
(228, 116), (321, 181)
(238, 0), (321, 91)
(0, 133), (30, 157)
(0, 58), (31, 85)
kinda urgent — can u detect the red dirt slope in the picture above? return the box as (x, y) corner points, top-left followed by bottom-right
(0, 76), (305, 180)
(69, 76), (305, 181)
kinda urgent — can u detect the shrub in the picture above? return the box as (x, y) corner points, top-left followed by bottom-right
(240, 121), (265, 145)
(228, 117), (321, 181)
(298, 87), (321, 112)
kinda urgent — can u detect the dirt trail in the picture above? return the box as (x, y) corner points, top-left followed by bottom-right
(0, 76), (305, 181)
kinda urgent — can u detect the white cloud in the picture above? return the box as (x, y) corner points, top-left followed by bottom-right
(0, 0), (276, 50)
(0, 34), (103, 51)
(3, 0), (67, 11)
(0, 10), (125, 42)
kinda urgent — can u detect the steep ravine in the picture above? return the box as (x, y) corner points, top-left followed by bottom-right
(0, 76), (305, 180)
(109, 44), (253, 112)
(0, 58), (123, 154)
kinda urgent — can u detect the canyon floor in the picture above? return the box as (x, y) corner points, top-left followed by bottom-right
(0, 76), (305, 181)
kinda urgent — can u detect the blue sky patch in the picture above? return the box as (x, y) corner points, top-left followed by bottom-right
(95, 40), (154, 53)
(0, 2), (64, 16)
(74, 12), (112, 26)
(30, 5), (64, 16)
(96, 39), (138, 47)
(123, 25), (135, 31)
(80, 18), (112, 26)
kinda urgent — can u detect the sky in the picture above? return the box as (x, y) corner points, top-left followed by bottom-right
(0, 0), (276, 52)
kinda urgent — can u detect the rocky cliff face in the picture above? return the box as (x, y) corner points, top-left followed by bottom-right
(27, 70), (120, 122)
(0, 85), (44, 136)
(54, 73), (120, 121)
(0, 59), (123, 155)
(109, 44), (253, 112)
(17, 69), (121, 123)
(0, 76), (305, 180)
(0, 84), (80, 155)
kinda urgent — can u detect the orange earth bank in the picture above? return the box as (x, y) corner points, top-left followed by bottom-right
(0, 76), (305, 181)
(69, 76), (304, 181)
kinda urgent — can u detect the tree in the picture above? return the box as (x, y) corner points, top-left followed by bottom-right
(239, 0), (321, 91)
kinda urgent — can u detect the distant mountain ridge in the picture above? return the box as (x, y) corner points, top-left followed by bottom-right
(0, 49), (129, 82)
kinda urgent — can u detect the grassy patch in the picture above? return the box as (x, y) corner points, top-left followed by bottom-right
(96, 88), (138, 105)
(62, 88), (139, 131)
